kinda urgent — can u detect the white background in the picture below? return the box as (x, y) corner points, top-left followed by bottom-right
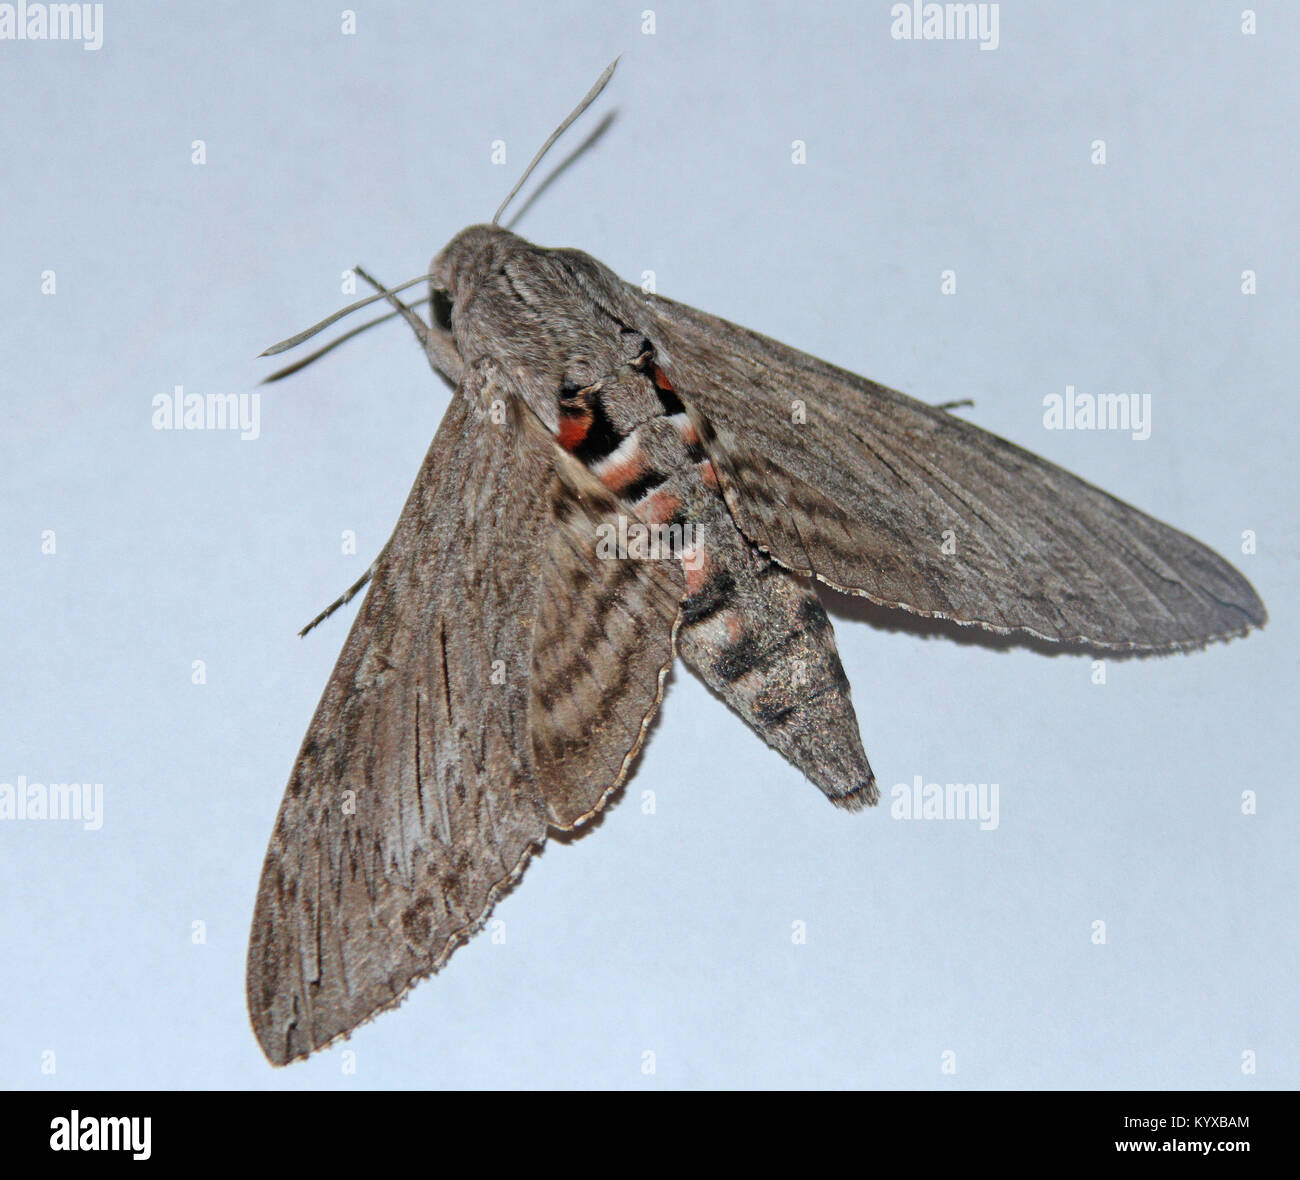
(1, 1), (1295, 1089)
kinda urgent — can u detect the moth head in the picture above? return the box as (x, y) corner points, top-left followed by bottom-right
(418, 224), (515, 382)
(419, 223), (522, 378)
(429, 224), (515, 327)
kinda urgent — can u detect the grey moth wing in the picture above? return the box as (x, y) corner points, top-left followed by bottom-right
(637, 291), (1267, 650)
(246, 362), (681, 1065)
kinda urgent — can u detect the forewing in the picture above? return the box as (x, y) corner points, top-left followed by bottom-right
(247, 369), (680, 1064)
(641, 292), (1266, 650)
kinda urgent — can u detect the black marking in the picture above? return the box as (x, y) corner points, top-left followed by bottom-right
(802, 664), (852, 699)
(431, 288), (453, 332)
(438, 623), (454, 722)
(621, 467), (670, 504)
(798, 596), (832, 634)
(656, 382), (686, 416)
(576, 645), (636, 731)
(550, 482), (580, 523)
(567, 390), (624, 464)
(754, 698), (798, 728)
(533, 682), (557, 715)
(765, 628), (810, 664)
(682, 569), (736, 626)
(537, 588), (645, 705)
(401, 895), (435, 945)
(715, 633), (763, 683)
(413, 692), (427, 827)
(685, 437), (708, 464)
(625, 333), (654, 368)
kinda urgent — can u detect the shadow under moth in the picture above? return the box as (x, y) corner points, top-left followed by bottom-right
(247, 63), (1267, 1065)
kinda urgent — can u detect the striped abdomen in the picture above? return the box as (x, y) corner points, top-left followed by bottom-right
(555, 363), (875, 807)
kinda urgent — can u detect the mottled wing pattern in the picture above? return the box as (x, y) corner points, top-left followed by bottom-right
(641, 293), (1266, 650)
(530, 456), (683, 830)
(247, 368), (681, 1064)
(246, 387), (546, 1064)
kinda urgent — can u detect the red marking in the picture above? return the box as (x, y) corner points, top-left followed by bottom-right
(699, 459), (719, 490)
(652, 365), (675, 392)
(677, 420), (700, 446)
(683, 550), (711, 595)
(640, 490), (681, 526)
(557, 412), (590, 452)
(724, 614), (743, 644)
(598, 452), (647, 495)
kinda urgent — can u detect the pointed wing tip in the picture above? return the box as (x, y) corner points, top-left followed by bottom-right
(1183, 583), (1267, 649)
(255, 1031), (293, 1068)
(1212, 560), (1267, 633)
(246, 999), (295, 1067)
(247, 991), (353, 1068)
(246, 913), (321, 1068)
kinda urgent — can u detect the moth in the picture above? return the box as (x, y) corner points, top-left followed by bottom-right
(247, 63), (1266, 1065)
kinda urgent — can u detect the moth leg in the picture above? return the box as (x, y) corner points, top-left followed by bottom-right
(298, 548), (386, 637)
(355, 263), (462, 384)
(353, 265), (430, 346)
(934, 397), (975, 412)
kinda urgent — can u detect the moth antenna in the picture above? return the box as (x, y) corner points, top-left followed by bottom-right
(492, 57), (620, 226)
(260, 299), (430, 384)
(352, 264), (432, 346)
(260, 272), (432, 357)
(263, 61), (620, 359)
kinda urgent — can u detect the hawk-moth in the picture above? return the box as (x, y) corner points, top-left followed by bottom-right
(246, 64), (1267, 1065)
